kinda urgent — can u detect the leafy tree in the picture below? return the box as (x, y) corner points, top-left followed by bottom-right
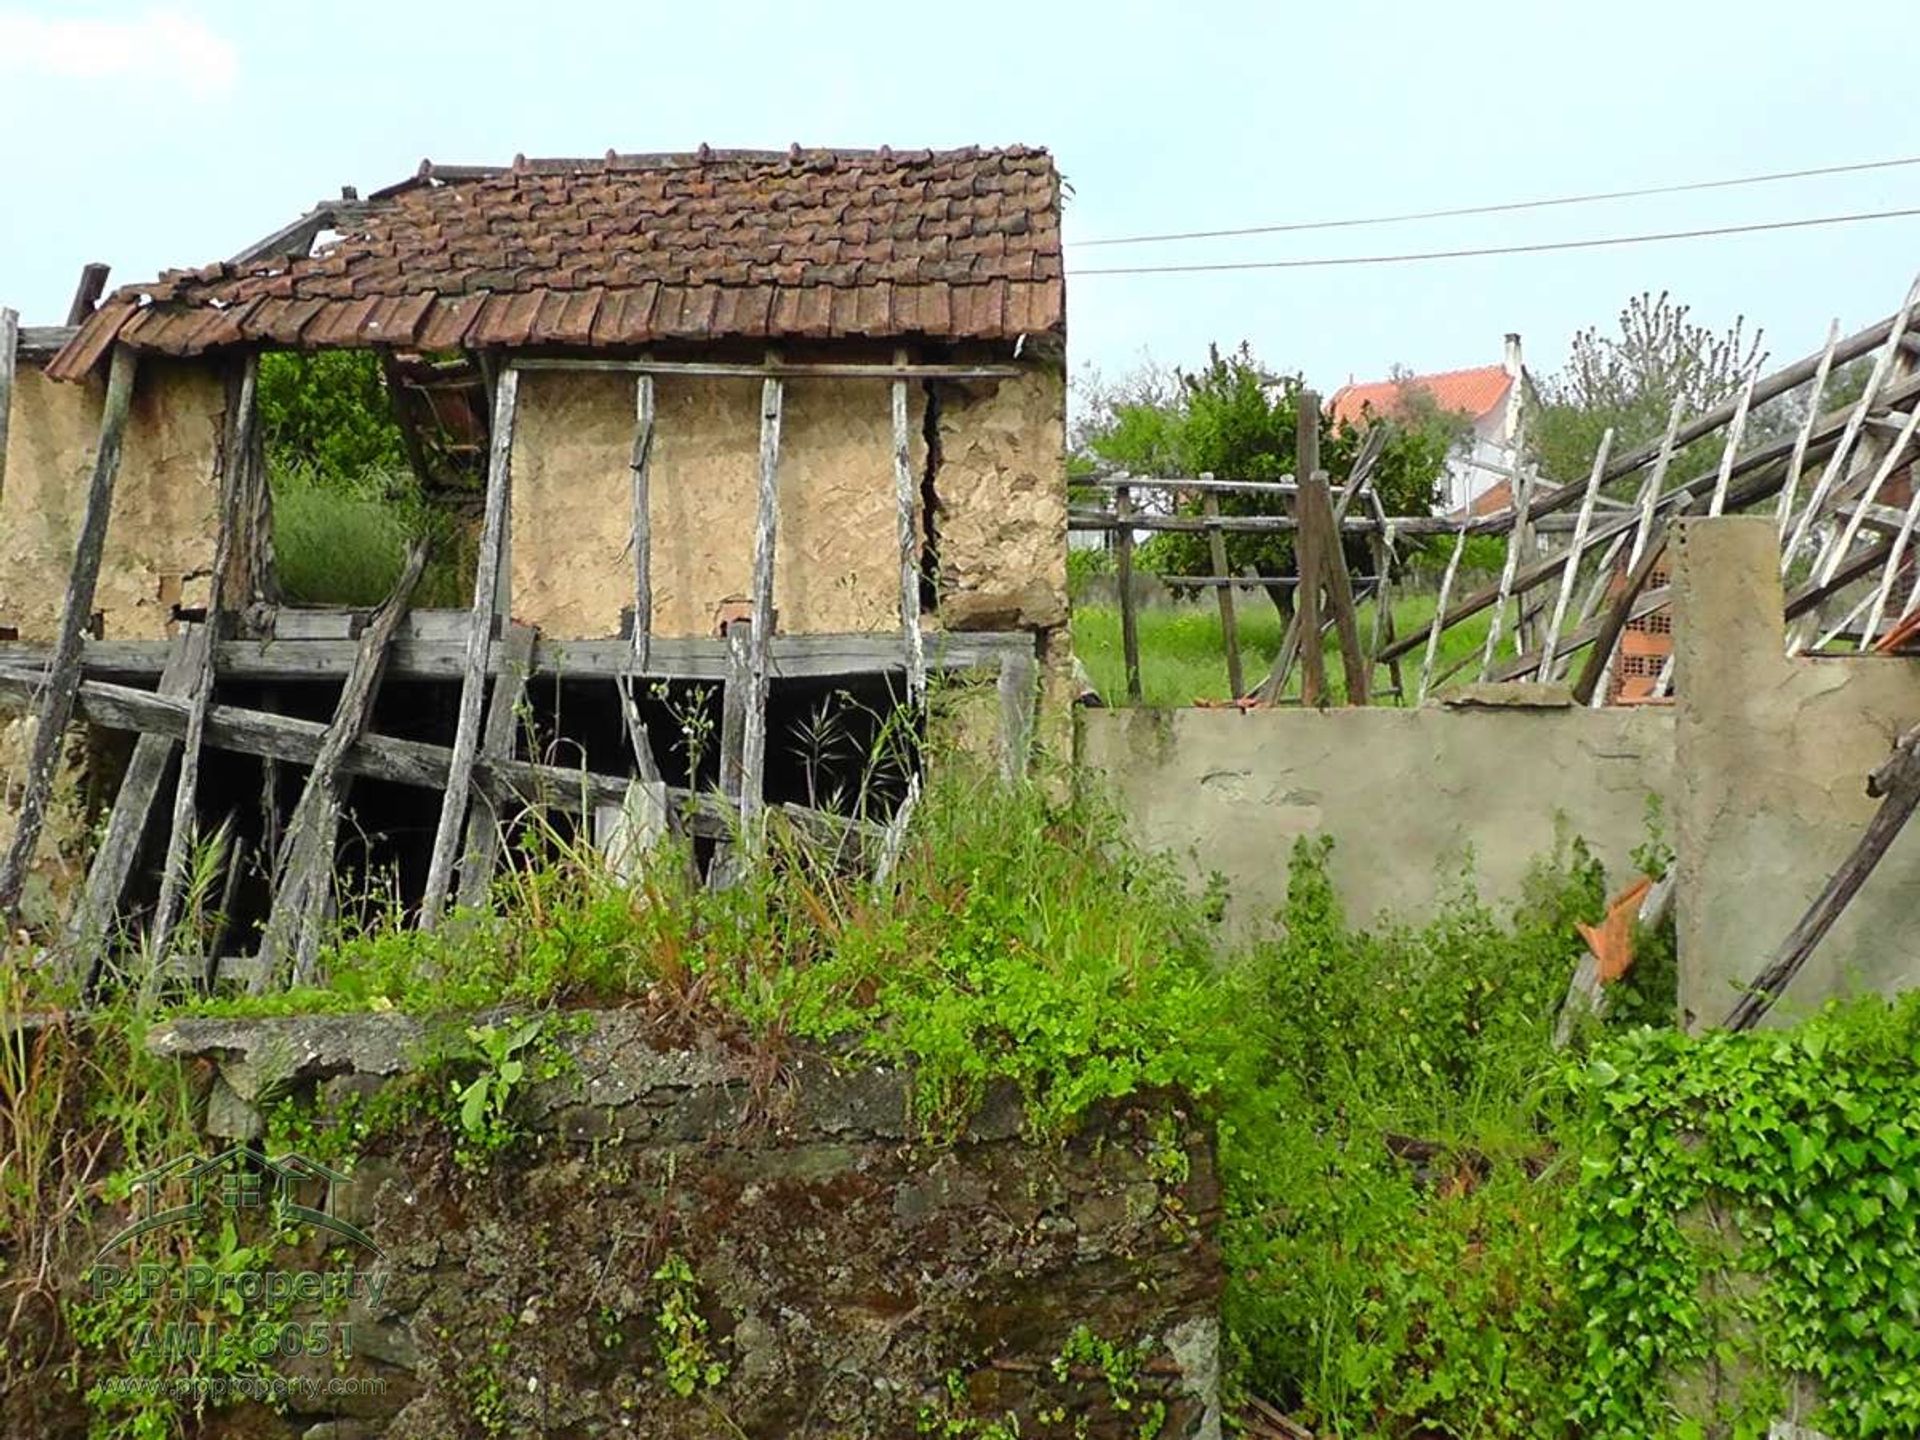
(1530, 291), (1770, 488)
(256, 350), (410, 483)
(1075, 343), (1457, 618)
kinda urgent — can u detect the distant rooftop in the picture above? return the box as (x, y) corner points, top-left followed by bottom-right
(1329, 363), (1513, 428)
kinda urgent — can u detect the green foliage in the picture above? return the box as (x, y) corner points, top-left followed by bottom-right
(1566, 996), (1920, 1437)
(1531, 292), (1772, 489)
(650, 1252), (728, 1397)
(1077, 344), (1457, 592)
(444, 1014), (572, 1171)
(1217, 837), (1606, 1436)
(270, 461), (474, 608)
(257, 351), (409, 483)
(1070, 593), (1492, 706)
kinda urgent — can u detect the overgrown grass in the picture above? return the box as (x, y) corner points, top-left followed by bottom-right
(270, 462), (475, 608)
(4, 742), (1688, 1437)
(1072, 592), (1495, 706)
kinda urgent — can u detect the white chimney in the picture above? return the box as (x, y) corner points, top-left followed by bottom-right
(1501, 332), (1524, 444)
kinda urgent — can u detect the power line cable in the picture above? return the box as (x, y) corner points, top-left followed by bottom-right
(1069, 204), (1920, 276)
(1070, 153), (1920, 248)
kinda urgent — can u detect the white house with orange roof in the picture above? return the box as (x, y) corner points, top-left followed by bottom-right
(1330, 334), (1525, 515)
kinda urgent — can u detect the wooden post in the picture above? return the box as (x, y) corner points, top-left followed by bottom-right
(1202, 488), (1244, 697)
(1479, 460), (1534, 679)
(454, 623), (537, 913)
(0, 345), (136, 923)
(420, 366), (517, 928)
(1724, 725), (1920, 1031)
(258, 540), (429, 989)
(630, 373), (655, 669)
(711, 621), (751, 888)
(739, 376), (783, 843)
(892, 355), (926, 708)
(1114, 483), (1142, 703)
(1535, 429), (1612, 681)
(1295, 474), (1328, 707)
(1310, 472), (1369, 704)
(61, 630), (203, 985)
(0, 307), (16, 510)
(150, 355), (259, 958)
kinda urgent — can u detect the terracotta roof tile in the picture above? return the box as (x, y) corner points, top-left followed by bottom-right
(50, 145), (1061, 376)
(1330, 364), (1513, 428)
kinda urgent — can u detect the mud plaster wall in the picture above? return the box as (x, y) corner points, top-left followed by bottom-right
(511, 370), (928, 639)
(67, 1011), (1225, 1440)
(935, 366), (1069, 631)
(0, 359), (225, 642)
(509, 364), (1067, 641)
(1671, 516), (1920, 1030)
(1079, 701), (1673, 936)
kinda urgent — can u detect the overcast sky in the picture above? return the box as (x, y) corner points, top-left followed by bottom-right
(2, 0), (1916, 398)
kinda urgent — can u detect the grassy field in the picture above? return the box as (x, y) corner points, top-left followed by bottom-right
(1072, 591), (1496, 706)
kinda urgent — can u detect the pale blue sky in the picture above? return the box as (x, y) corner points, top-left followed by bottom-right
(2, 0), (1915, 394)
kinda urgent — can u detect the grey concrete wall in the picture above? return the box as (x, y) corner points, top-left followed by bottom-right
(1671, 516), (1920, 1029)
(1079, 699), (1673, 934)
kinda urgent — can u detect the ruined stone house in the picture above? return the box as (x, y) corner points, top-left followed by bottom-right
(0, 145), (1067, 947)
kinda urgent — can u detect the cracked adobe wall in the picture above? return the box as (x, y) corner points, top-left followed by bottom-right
(1671, 516), (1920, 1030)
(1079, 700), (1672, 935)
(0, 358), (226, 641)
(509, 365), (1066, 640)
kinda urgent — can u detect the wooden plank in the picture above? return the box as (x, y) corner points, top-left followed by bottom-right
(1775, 320), (1840, 536)
(0, 671), (652, 826)
(1478, 458), (1535, 679)
(1709, 368), (1759, 516)
(454, 623), (537, 913)
(891, 359), (926, 706)
(1587, 405), (1679, 705)
(1114, 483), (1142, 702)
(996, 645), (1038, 782)
(1812, 388), (1920, 587)
(1535, 429), (1613, 681)
(1724, 725), (1920, 1031)
(0, 345), (137, 922)
(0, 307), (16, 509)
(629, 374), (655, 667)
(711, 621), (751, 889)
(420, 366), (518, 928)
(873, 776), (920, 887)
(511, 357), (1023, 380)
(1416, 516), (1470, 704)
(1202, 489), (1245, 697)
(59, 630), (204, 984)
(64, 264), (111, 327)
(1310, 472), (1369, 704)
(1784, 274), (1920, 573)
(256, 540), (429, 990)
(739, 376), (783, 842)
(150, 355), (259, 959)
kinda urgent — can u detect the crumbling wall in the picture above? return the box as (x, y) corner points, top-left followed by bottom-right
(1670, 515), (1920, 1029)
(99, 1011), (1222, 1440)
(934, 367), (1068, 631)
(1079, 694), (1673, 934)
(512, 372), (929, 639)
(0, 359), (225, 642)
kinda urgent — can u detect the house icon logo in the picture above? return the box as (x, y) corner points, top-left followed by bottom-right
(97, 1143), (382, 1258)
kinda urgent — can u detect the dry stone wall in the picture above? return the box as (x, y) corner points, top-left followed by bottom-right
(105, 1011), (1221, 1440)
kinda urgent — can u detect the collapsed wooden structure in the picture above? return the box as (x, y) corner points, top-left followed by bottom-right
(0, 147), (1067, 993)
(1070, 271), (1920, 707)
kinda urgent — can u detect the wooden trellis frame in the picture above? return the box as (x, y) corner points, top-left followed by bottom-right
(1067, 271), (1920, 708)
(0, 338), (1040, 994)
